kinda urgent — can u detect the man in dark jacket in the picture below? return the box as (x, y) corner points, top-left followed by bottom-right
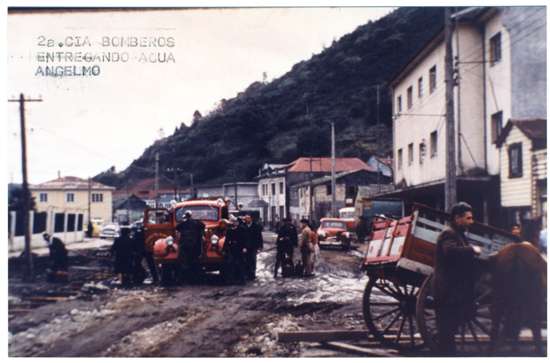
(276, 217), (298, 261)
(176, 210), (205, 284)
(110, 227), (135, 286)
(43, 233), (68, 275)
(243, 213), (263, 281)
(222, 216), (248, 285)
(131, 222), (159, 285)
(432, 202), (482, 356)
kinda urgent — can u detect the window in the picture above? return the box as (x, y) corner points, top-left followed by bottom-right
(429, 66), (436, 93)
(418, 77), (423, 98)
(271, 183), (276, 195)
(430, 131), (438, 157)
(397, 95), (402, 114)
(279, 182), (284, 195)
(327, 185), (332, 196)
(279, 206), (285, 220)
(508, 143), (523, 178)
(407, 86), (413, 109)
(492, 111), (503, 143)
(92, 193), (103, 202)
(300, 188), (303, 198)
(39, 193), (48, 202)
(398, 149), (403, 170)
(408, 143), (414, 165)
(490, 32), (501, 66)
(419, 142), (426, 164)
(66, 193), (75, 203)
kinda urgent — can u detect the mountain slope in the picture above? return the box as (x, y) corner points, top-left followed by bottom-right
(95, 7), (445, 189)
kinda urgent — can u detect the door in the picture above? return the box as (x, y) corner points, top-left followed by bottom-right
(143, 208), (174, 252)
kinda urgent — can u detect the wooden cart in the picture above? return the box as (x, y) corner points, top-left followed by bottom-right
(360, 203), (518, 352)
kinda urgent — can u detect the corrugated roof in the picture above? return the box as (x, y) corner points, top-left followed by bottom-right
(291, 169), (377, 189)
(286, 157), (374, 173)
(30, 176), (115, 190)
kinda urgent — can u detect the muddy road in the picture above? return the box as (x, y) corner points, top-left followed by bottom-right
(9, 232), (372, 357)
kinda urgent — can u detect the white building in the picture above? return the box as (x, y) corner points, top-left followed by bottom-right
(385, 7), (546, 228)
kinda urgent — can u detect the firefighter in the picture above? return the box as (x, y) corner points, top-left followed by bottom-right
(131, 223), (158, 285)
(243, 213), (263, 281)
(175, 210), (205, 284)
(110, 227), (135, 286)
(222, 216), (248, 285)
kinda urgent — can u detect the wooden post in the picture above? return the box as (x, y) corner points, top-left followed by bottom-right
(444, 8), (457, 211)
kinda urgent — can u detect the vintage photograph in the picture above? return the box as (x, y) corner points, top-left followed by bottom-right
(7, 6), (547, 357)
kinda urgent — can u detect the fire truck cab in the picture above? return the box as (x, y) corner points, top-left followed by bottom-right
(143, 197), (232, 284)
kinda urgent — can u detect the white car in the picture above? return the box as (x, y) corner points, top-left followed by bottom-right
(99, 223), (120, 239)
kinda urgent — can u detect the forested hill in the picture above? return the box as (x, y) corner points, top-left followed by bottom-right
(95, 7), (445, 189)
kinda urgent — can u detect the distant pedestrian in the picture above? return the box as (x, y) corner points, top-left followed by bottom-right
(43, 233), (68, 282)
(110, 227), (135, 286)
(300, 219), (314, 277)
(176, 210), (205, 284)
(310, 224), (320, 274)
(86, 221), (93, 238)
(243, 214), (263, 281)
(222, 216), (248, 285)
(276, 217), (298, 261)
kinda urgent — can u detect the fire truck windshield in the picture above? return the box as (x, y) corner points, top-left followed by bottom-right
(175, 205), (220, 222)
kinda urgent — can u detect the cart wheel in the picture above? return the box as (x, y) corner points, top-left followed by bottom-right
(363, 276), (424, 350)
(417, 273), (494, 355)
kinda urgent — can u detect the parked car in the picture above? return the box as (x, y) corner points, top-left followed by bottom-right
(99, 223), (120, 239)
(317, 218), (352, 251)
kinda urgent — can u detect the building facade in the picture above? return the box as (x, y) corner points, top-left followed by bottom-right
(196, 182), (261, 221)
(386, 7), (546, 228)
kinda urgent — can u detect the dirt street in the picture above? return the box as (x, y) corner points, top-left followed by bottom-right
(8, 232), (370, 357)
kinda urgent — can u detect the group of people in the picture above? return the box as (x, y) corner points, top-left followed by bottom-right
(274, 217), (319, 278)
(175, 211), (264, 286)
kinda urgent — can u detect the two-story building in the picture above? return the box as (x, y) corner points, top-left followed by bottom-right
(384, 7), (546, 228)
(256, 164), (288, 229)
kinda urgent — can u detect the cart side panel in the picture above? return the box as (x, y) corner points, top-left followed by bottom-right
(378, 221), (397, 257)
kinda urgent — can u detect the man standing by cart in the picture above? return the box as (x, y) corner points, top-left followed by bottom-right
(432, 202), (482, 356)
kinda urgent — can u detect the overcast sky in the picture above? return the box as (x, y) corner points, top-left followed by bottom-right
(7, 7), (398, 185)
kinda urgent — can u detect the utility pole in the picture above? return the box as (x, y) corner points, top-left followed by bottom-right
(445, 7), (457, 211)
(167, 167), (182, 202)
(327, 119), (337, 217)
(88, 177), (91, 224)
(155, 152), (159, 207)
(376, 84), (381, 193)
(308, 102), (314, 221)
(9, 93), (42, 281)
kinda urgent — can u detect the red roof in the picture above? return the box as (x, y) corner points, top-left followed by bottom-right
(286, 157), (374, 173)
(113, 178), (190, 199)
(30, 176), (114, 190)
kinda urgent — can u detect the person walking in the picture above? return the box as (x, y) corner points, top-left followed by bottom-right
(110, 227), (135, 286)
(243, 213), (263, 281)
(431, 202), (482, 356)
(222, 216), (248, 285)
(175, 210), (205, 284)
(299, 218), (314, 277)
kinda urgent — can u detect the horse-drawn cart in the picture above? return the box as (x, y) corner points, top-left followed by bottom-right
(360, 203), (519, 352)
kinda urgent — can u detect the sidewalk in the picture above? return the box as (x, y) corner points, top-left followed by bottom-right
(8, 237), (114, 259)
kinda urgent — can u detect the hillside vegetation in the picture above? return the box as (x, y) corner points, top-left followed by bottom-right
(95, 7), (445, 189)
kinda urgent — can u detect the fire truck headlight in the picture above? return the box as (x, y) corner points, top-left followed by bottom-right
(166, 237), (174, 246)
(211, 235), (219, 245)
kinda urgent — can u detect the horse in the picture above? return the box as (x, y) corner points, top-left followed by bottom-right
(489, 217), (547, 355)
